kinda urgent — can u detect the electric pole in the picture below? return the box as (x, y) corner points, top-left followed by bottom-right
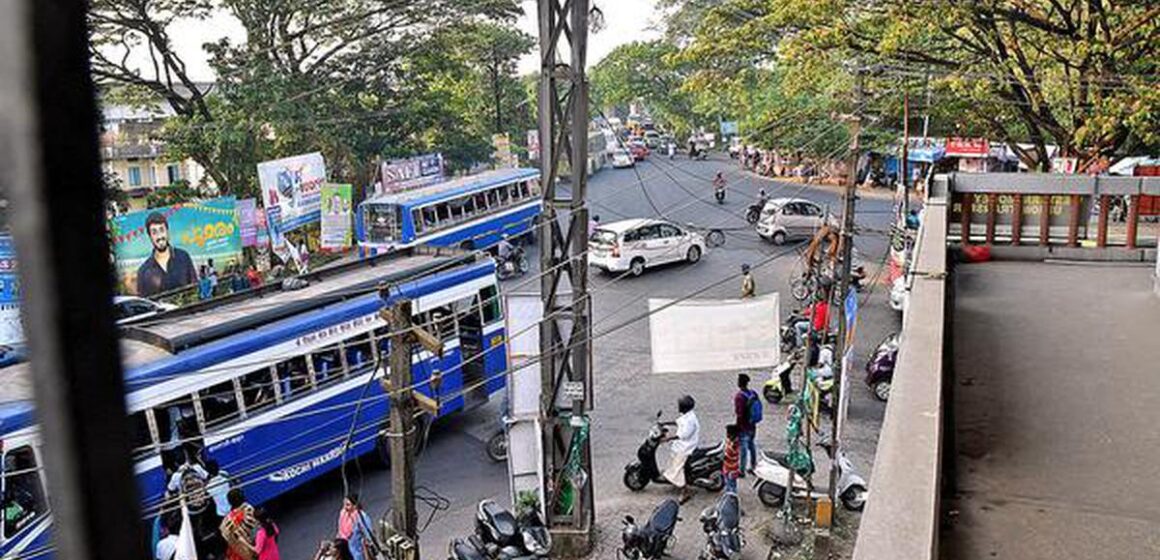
(900, 90), (910, 217)
(536, 0), (594, 554)
(382, 298), (418, 553)
(829, 68), (865, 507)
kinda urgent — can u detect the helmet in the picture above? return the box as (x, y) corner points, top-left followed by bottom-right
(741, 264), (751, 273)
(677, 395), (695, 414)
(759, 188), (767, 197)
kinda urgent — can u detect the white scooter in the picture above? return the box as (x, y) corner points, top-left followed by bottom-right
(752, 442), (867, 512)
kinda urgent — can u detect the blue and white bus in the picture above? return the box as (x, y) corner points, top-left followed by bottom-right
(0, 248), (508, 559)
(356, 167), (541, 254)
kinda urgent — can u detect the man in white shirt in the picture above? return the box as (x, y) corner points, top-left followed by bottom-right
(154, 515), (180, 560)
(663, 395), (700, 503)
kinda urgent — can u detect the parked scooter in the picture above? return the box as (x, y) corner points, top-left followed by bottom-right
(864, 332), (899, 402)
(617, 498), (681, 560)
(474, 500), (552, 559)
(496, 246), (529, 280)
(448, 536), (490, 560)
(623, 411), (726, 492)
(753, 443), (867, 512)
(697, 492), (744, 560)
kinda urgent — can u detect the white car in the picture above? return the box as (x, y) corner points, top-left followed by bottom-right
(113, 296), (177, 325)
(610, 149), (635, 168)
(589, 219), (707, 277)
(756, 197), (832, 245)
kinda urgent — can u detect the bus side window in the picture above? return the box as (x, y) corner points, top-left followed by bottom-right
(487, 189), (500, 209)
(412, 209), (424, 234)
(436, 203), (452, 225)
(519, 181), (531, 199)
(346, 334), (373, 371)
(153, 396), (200, 471)
(422, 207), (438, 230)
(277, 357), (310, 400)
(129, 410), (154, 459)
(312, 347), (343, 386)
(509, 183), (522, 201)
(2, 446), (47, 540)
(475, 192), (489, 213)
(497, 186), (510, 205)
(461, 195), (476, 217)
(480, 284), (502, 324)
(198, 379), (241, 429)
(240, 368), (275, 415)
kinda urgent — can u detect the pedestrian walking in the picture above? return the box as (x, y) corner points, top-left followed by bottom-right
(740, 264), (755, 298)
(251, 508), (280, 560)
(722, 424), (741, 494)
(662, 395), (700, 504)
(219, 488), (258, 560)
(734, 374), (762, 476)
(336, 494), (375, 560)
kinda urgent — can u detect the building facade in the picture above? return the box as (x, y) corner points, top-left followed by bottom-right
(101, 103), (215, 211)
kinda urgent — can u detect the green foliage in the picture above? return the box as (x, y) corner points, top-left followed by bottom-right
(146, 180), (202, 208)
(590, 41), (699, 136)
(91, 0), (532, 197)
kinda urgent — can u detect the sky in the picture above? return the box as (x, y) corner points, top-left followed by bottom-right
(159, 1), (662, 82)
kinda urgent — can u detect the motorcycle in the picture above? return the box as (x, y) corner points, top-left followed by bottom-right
(761, 358), (796, 405)
(697, 492), (744, 560)
(623, 411), (726, 493)
(745, 200), (767, 225)
(485, 415), (510, 463)
(714, 186), (726, 204)
(753, 443), (867, 512)
(474, 500), (552, 559)
(617, 498), (681, 560)
(496, 246), (529, 280)
(764, 347), (835, 408)
(865, 333), (899, 402)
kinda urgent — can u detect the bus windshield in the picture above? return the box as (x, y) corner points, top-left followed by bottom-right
(363, 203), (399, 244)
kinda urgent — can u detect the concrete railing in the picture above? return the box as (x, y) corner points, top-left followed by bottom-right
(852, 196), (949, 560)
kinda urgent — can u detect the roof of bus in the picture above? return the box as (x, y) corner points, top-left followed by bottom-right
(0, 400), (35, 434)
(0, 339), (171, 405)
(365, 167), (539, 209)
(123, 250), (464, 353)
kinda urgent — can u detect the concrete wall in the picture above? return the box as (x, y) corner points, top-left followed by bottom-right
(852, 197), (949, 560)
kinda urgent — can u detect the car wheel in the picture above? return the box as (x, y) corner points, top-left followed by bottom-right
(706, 229), (726, 248)
(771, 231), (787, 246)
(873, 380), (891, 402)
(686, 245), (702, 264)
(757, 481), (785, 508)
(629, 258), (646, 277)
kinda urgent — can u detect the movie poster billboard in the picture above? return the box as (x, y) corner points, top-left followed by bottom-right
(257, 152), (326, 236)
(373, 153), (445, 197)
(320, 183), (353, 250)
(238, 198), (260, 247)
(110, 197), (242, 297)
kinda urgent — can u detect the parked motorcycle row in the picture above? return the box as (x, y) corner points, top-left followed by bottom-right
(617, 492), (743, 560)
(447, 500), (552, 560)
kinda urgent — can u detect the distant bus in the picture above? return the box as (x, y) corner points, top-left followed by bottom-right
(356, 168), (541, 254)
(0, 248), (508, 559)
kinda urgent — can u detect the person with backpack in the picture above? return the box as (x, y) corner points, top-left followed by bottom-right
(734, 373), (763, 476)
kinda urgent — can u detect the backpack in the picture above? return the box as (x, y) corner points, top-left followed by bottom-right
(745, 390), (764, 425)
(179, 467), (210, 514)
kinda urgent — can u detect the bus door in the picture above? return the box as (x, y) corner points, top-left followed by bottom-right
(1, 443), (48, 546)
(453, 294), (487, 409)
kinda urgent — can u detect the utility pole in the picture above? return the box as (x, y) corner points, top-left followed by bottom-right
(900, 90), (910, 217)
(829, 68), (865, 507)
(537, 0), (594, 554)
(382, 298), (419, 553)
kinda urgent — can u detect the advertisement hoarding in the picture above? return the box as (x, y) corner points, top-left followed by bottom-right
(257, 152), (326, 236)
(0, 236), (23, 345)
(110, 197), (242, 297)
(945, 137), (990, 158)
(375, 153), (445, 197)
(320, 183), (353, 250)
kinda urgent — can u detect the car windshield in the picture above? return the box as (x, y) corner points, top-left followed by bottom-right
(590, 229), (618, 245)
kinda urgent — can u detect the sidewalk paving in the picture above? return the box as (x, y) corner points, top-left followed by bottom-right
(943, 261), (1160, 560)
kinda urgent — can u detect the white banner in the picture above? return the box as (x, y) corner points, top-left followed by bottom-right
(648, 293), (780, 374)
(257, 152), (326, 234)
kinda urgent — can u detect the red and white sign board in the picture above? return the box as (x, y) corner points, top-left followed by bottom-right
(945, 137), (990, 158)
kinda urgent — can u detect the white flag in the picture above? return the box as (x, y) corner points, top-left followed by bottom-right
(175, 502), (198, 560)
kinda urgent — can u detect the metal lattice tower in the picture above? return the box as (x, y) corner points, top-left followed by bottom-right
(536, 0), (594, 553)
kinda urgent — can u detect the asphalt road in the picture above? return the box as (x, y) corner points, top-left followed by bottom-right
(273, 154), (901, 559)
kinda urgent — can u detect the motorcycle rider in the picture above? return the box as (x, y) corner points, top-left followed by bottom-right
(793, 279), (833, 350)
(662, 395), (700, 504)
(757, 188), (768, 208)
(497, 236), (515, 263)
(712, 171), (726, 195)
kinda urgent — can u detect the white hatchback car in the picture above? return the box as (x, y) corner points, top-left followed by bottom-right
(756, 197), (831, 245)
(610, 148), (635, 168)
(589, 219), (707, 276)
